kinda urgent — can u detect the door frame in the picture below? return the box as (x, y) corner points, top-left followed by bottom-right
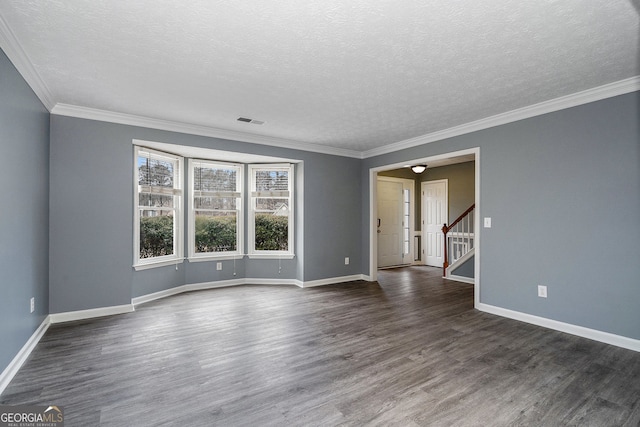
(421, 179), (448, 267)
(377, 176), (416, 267)
(368, 147), (480, 308)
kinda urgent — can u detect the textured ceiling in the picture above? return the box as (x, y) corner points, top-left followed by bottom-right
(0, 1), (638, 155)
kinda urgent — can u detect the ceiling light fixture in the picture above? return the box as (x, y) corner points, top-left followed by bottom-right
(411, 165), (427, 174)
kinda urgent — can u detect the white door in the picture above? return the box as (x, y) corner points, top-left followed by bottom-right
(423, 180), (448, 267)
(377, 180), (404, 268)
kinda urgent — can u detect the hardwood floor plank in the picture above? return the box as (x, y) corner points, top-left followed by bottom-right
(1, 266), (639, 426)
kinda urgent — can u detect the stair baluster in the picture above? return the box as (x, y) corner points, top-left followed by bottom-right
(441, 203), (475, 277)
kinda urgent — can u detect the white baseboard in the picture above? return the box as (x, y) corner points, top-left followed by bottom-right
(132, 278), (303, 307)
(446, 274), (475, 285)
(49, 304), (134, 324)
(243, 278), (303, 287)
(301, 274), (367, 288)
(0, 317), (51, 396)
(132, 275), (367, 307)
(477, 303), (640, 353)
(132, 285), (191, 306)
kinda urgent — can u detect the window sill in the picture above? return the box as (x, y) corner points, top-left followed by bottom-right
(133, 258), (185, 271)
(247, 253), (295, 260)
(188, 254), (245, 263)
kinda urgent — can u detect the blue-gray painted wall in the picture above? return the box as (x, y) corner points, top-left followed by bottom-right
(49, 115), (362, 310)
(0, 50), (50, 371)
(363, 92), (640, 340)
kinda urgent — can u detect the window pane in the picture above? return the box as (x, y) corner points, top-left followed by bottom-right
(194, 211), (237, 253)
(139, 194), (174, 208)
(194, 197), (237, 210)
(255, 170), (288, 191)
(139, 210), (174, 259)
(255, 198), (288, 212)
(255, 213), (288, 251)
(138, 157), (174, 187)
(194, 166), (237, 192)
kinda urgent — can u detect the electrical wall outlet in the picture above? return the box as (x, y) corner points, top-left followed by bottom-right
(538, 285), (547, 298)
(216, 262), (222, 271)
(345, 257), (350, 265)
(30, 297), (35, 313)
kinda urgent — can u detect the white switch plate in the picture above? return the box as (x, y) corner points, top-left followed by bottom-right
(538, 285), (547, 298)
(484, 217), (492, 228)
(345, 257), (350, 265)
(30, 297), (35, 313)
(216, 262), (222, 271)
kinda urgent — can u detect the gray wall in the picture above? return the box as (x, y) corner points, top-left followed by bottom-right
(451, 255), (474, 278)
(0, 49), (50, 371)
(363, 91), (640, 340)
(49, 115), (362, 311)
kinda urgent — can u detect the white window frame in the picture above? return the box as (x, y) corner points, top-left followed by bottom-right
(188, 159), (244, 261)
(248, 163), (295, 259)
(133, 146), (184, 270)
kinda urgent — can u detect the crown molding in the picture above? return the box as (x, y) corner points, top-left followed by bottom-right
(362, 76), (640, 159)
(4, 6), (637, 162)
(0, 14), (55, 110)
(51, 103), (362, 159)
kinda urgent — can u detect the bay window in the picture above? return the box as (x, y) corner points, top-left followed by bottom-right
(248, 164), (294, 258)
(134, 143), (296, 269)
(134, 147), (183, 269)
(189, 160), (243, 259)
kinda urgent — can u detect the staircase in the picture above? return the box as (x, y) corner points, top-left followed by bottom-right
(441, 204), (475, 281)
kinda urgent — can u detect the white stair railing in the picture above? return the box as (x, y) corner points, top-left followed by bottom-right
(441, 204), (475, 276)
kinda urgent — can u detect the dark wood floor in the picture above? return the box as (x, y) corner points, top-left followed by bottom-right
(2, 266), (639, 426)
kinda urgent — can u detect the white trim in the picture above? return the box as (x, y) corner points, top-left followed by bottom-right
(132, 286), (190, 306)
(132, 279), (248, 306)
(51, 103), (361, 158)
(368, 148), (480, 297)
(48, 304), (134, 324)
(133, 146), (184, 269)
(473, 150), (481, 309)
(246, 254), (296, 260)
(247, 163), (295, 258)
(132, 275), (370, 306)
(0, 15), (55, 110)
(50, 79), (640, 160)
(132, 279), (301, 307)
(188, 159), (244, 259)
(447, 274), (475, 285)
(361, 77), (640, 158)
(301, 274), (368, 288)
(187, 255), (246, 263)
(477, 303), (640, 353)
(2, 12), (636, 163)
(133, 258), (184, 271)
(245, 278), (303, 287)
(445, 247), (475, 278)
(0, 317), (51, 396)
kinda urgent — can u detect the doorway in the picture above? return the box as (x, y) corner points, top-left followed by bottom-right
(377, 176), (414, 268)
(368, 147), (480, 308)
(422, 179), (448, 267)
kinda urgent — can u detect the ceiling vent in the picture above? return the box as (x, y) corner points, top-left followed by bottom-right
(237, 117), (264, 125)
